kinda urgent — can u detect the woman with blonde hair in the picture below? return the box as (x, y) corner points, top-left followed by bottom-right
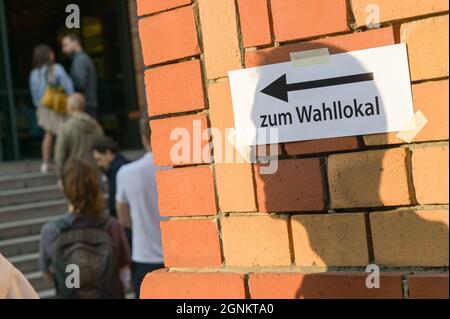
(39, 159), (131, 298)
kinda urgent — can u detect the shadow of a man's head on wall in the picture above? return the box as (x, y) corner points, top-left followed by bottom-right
(245, 40), (448, 298)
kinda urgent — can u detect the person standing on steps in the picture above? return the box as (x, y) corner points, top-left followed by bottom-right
(54, 93), (104, 175)
(91, 136), (132, 247)
(61, 33), (98, 119)
(115, 116), (166, 298)
(39, 159), (131, 299)
(29, 44), (74, 173)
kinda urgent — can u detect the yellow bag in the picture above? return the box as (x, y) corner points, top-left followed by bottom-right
(41, 65), (68, 115)
(41, 86), (68, 115)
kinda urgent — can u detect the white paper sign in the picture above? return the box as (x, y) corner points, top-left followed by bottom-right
(228, 44), (415, 146)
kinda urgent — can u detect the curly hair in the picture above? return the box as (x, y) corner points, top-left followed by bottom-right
(62, 159), (104, 217)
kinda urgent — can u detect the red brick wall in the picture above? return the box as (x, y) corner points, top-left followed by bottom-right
(135, 0), (449, 299)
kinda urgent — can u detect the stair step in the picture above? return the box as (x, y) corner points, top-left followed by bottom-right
(0, 199), (67, 223)
(0, 160), (41, 176)
(38, 288), (56, 299)
(8, 252), (40, 274)
(0, 234), (40, 257)
(26, 271), (54, 292)
(0, 172), (58, 191)
(0, 215), (58, 240)
(0, 185), (63, 207)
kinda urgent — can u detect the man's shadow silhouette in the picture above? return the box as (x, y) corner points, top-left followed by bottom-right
(246, 40), (448, 299)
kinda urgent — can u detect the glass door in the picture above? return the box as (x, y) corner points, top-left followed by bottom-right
(2, 0), (140, 161)
(0, 0), (19, 161)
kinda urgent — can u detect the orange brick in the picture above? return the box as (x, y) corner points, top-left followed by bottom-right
(141, 270), (246, 299)
(352, 0), (449, 27)
(138, 6), (200, 66)
(150, 114), (210, 166)
(246, 27), (395, 67)
(270, 0), (348, 42)
(161, 219), (222, 267)
(401, 15), (449, 81)
(408, 274), (449, 299)
(291, 213), (369, 267)
(237, 0), (271, 47)
(364, 80), (449, 145)
(249, 273), (403, 299)
(328, 149), (412, 208)
(221, 215), (291, 267)
(156, 166), (217, 216)
(215, 163), (256, 213)
(208, 81), (237, 163)
(208, 81), (234, 131)
(254, 159), (325, 212)
(412, 146), (449, 204)
(284, 137), (359, 156)
(370, 210), (449, 266)
(146, 60), (205, 116)
(208, 81), (261, 164)
(136, 0), (191, 16)
(198, 0), (242, 79)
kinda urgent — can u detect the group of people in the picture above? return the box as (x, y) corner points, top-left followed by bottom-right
(30, 33), (97, 174)
(24, 34), (165, 298)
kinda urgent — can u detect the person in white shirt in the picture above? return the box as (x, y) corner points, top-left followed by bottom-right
(115, 116), (165, 298)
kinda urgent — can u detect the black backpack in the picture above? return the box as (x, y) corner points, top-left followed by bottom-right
(50, 217), (124, 299)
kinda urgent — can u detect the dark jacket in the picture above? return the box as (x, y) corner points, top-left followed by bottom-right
(39, 212), (131, 298)
(105, 154), (130, 218)
(70, 51), (98, 109)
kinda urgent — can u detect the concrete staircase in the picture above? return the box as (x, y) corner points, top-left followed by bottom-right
(0, 151), (144, 298)
(0, 165), (62, 298)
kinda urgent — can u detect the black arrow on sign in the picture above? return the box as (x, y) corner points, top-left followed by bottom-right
(260, 72), (374, 102)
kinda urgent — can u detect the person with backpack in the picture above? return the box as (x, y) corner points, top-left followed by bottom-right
(29, 44), (74, 173)
(38, 159), (131, 299)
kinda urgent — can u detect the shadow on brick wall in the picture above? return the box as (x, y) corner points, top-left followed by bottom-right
(250, 41), (448, 298)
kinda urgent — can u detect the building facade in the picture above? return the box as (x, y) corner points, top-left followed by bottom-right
(0, 0), (146, 161)
(136, 0), (449, 299)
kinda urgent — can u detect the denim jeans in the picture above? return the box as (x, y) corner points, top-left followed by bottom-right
(131, 262), (164, 299)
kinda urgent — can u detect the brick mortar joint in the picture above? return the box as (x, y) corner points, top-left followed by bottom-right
(143, 55), (201, 72)
(136, 2), (193, 20)
(411, 76), (449, 85)
(347, 0), (358, 31)
(405, 147), (419, 205)
(402, 273), (413, 299)
(163, 266), (449, 274)
(321, 157), (333, 213)
(149, 108), (210, 121)
(266, 0), (276, 45)
(232, 0), (246, 69)
(190, 1), (212, 115)
(286, 217), (296, 265)
(162, 203), (449, 219)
